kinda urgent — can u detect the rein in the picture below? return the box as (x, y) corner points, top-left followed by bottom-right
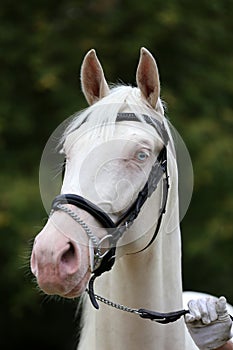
(50, 112), (189, 324)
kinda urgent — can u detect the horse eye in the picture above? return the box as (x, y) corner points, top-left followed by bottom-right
(135, 151), (149, 162)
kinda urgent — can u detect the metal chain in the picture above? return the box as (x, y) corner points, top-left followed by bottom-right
(90, 291), (140, 315)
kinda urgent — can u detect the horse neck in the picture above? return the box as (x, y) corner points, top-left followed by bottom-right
(78, 152), (187, 350)
(79, 230), (186, 350)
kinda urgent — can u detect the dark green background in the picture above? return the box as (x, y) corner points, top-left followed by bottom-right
(1, 0), (232, 348)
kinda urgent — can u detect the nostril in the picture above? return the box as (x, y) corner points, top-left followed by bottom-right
(60, 242), (79, 275)
(61, 242), (75, 264)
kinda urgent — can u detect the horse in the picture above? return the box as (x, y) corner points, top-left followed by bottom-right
(30, 48), (232, 349)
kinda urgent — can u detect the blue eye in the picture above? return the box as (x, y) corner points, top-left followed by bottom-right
(135, 151), (149, 162)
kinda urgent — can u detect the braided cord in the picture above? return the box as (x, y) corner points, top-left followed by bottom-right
(55, 204), (101, 256)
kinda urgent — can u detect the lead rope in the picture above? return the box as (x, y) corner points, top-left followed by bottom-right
(86, 289), (190, 324)
(85, 291), (233, 324)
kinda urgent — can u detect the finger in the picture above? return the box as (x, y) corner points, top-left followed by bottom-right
(216, 296), (228, 318)
(185, 313), (196, 323)
(206, 298), (218, 322)
(188, 299), (202, 320)
(198, 298), (211, 324)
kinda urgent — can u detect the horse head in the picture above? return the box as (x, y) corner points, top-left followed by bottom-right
(30, 48), (169, 299)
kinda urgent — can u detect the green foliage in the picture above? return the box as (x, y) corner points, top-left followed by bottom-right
(0, 0), (232, 348)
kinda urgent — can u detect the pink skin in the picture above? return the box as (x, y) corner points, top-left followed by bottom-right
(30, 206), (105, 298)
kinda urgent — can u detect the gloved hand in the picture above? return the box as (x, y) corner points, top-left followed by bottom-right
(185, 296), (232, 350)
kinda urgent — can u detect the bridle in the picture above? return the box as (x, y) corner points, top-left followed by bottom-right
(50, 112), (189, 323)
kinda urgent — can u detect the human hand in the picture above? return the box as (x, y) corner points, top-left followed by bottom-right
(185, 296), (232, 350)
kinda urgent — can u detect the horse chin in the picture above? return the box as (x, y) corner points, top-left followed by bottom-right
(37, 267), (91, 299)
(62, 269), (91, 299)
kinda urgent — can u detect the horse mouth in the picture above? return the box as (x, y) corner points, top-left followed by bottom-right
(63, 269), (91, 298)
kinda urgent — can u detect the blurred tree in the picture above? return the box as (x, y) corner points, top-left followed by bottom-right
(0, 0), (232, 348)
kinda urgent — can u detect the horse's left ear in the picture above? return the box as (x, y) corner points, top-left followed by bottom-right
(136, 47), (160, 109)
(81, 49), (110, 105)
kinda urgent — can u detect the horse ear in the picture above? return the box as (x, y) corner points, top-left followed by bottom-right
(136, 47), (160, 109)
(81, 49), (110, 105)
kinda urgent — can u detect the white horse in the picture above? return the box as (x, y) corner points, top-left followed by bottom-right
(31, 48), (232, 350)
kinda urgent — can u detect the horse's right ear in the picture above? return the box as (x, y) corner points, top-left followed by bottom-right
(81, 49), (110, 105)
